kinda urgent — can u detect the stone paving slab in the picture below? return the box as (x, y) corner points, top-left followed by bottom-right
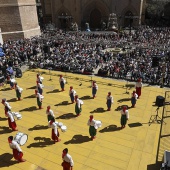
(0, 69), (167, 170)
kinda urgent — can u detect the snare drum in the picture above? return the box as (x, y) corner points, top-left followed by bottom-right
(61, 125), (67, 132)
(95, 120), (102, 128)
(58, 122), (63, 128)
(14, 132), (28, 146)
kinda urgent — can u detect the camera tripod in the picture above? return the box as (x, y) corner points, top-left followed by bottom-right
(148, 107), (166, 126)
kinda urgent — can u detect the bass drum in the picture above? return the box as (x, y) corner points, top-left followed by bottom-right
(14, 132), (28, 146)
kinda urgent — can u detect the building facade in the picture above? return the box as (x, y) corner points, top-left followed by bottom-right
(0, 0), (40, 40)
(41, 0), (146, 30)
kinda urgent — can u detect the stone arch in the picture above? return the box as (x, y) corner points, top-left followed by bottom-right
(82, 0), (110, 29)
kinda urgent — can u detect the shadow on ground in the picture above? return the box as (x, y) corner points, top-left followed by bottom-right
(19, 106), (37, 112)
(28, 125), (49, 131)
(147, 161), (162, 170)
(99, 125), (121, 133)
(117, 98), (131, 103)
(115, 105), (130, 111)
(80, 95), (93, 100)
(55, 101), (72, 106)
(24, 94), (35, 99)
(128, 122), (143, 128)
(56, 113), (76, 119)
(27, 137), (54, 148)
(26, 86), (36, 90)
(90, 107), (106, 113)
(0, 117), (8, 121)
(7, 98), (17, 102)
(64, 135), (91, 144)
(0, 126), (12, 134)
(0, 87), (11, 91)
(0, 153), (18, 167)
(46, 89), (61, 94)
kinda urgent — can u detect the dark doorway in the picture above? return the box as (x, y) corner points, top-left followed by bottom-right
(124, 11), (133, 27)
(90, 9), (102, 29)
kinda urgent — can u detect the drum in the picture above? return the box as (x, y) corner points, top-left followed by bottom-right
(58, 122), (63, 128)
(12, 112), (22, 120)
(61, 125), (67, 132)
(11, 78), (16, 83)
(14, 132), (28, 146)
(55, 121), (58, 126)
(95, 120), (102, 128)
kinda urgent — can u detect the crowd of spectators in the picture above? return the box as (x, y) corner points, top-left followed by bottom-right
(0, 26), (170, 87)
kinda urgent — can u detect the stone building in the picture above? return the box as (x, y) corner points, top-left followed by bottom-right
(41, 0), (146, 30)
(0, 0), (40, 40)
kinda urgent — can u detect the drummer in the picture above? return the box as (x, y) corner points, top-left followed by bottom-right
(35, 90), (43, 109)
(14, 82), (23, 101)
(120, 106), (129, 129)
(1, 98), (12, 117)
(87, 115), (98, 140)
(62, 148), (74, 170)
(106, 92), (113, 111)
(6, 111), (18, 131)
(49, 120), (61, 143)
(8, 136), (26, 162)
(36, 74), (43, 84)
(69, 86), (76, 103)
(75, 95), (83, 116)
(92, 81), (98, 99)
(46, 106), (55, 122)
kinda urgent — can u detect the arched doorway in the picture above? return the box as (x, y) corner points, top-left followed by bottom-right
(124, 11), (133, 27)
(90, 9), (102, 30)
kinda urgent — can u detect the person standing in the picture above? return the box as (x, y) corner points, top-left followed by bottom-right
(36, 74), (43, 84)
(49, 120), (61, 143)
(1, 98), (12, 117)
(46, 106), (55, 122)
(120, 106), (129, 129)
(36, 81), (44, 95)
(6, 111), (18, 131)
(135, 78), (143, 99)
(59, 75), (66, 91)
(14, 83), (23, 101)
(62, 148), (74, 170)
(35, 90), (43, 109)
(92, 81), (98, 99)
(75, 95), (83, 116)
(8, 136), (26, 162)
(87, 115), (98, 140)
(7, 76), (15, 89)
(106, 92), (113, 111)
(69, 86), (76, 103)
(131, 91), (138, 108)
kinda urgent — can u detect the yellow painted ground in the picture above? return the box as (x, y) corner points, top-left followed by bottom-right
(0, 69), (166, 170)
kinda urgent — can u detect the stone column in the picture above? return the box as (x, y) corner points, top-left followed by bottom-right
(0, 0), (40, 40)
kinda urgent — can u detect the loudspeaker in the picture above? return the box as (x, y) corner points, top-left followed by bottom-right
(156, 96), (165, 107)
(43, 45), (50, 54)
(15, 68), (22, 78)
(152, 57), (159, 67)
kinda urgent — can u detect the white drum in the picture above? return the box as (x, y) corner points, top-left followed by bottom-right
(14, 132), (28, 146)
(61, 125), (67, 132)
(55, 121), (58, 126)
(58, 122), (63, 128)
(11, 78), (16, 83)
(12, 112), (22, 120)
(95, 120), (102, 128)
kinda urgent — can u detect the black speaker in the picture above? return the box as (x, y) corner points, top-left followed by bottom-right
(152, 57), (159, 67)
(43, 45), (50, 54)
(156, 96), (165, 107)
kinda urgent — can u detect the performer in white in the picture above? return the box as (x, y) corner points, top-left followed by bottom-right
(36, 74), (43, 84)
(120, 106), (129, 129)
(75, 95), (83, 116)
(14, 82), (23, 101)
(106, 92), (113, 111)
(46, 106), (55, 122)
(59, 75), (66, 91)
(92, 81), (98, 99)
(7, 76), (15, 89)
(69, 86), (76, 103)
(6, 111), (17, 131)
(8, 136), (26, 162)
(62, 148), (74, 170)
(131, 91), (138, 108)
(36, 81), (44, 95)
(49, 120), (61, 143)
(135, 78), (143, 99)
(1, 98), (12, 116)
(87, 115), (98, 140)
(35, 90), (44, 109)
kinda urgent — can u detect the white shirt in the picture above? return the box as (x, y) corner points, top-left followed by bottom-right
(4, 101), (12, 110)
(59, 77), (66, 84)
(69, 89), (76, 96)
(106, 96), (113, 103)
(37, 83), (44, 89)
(63, 153), (74, 167)
(46, 109), (55, 117)
(16, 85), (23, 93)
(136, 82), (143, 88)
(92, 83), (98, 90)
(9, 140), (22, 152)
(87, 119), (98, 129)
(7, 111), (15, 122)
(132, 93), (138, 100)
(36, 93), (44, 101)
(76, 99), (83, 108)
(121, 110), (129, 119)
